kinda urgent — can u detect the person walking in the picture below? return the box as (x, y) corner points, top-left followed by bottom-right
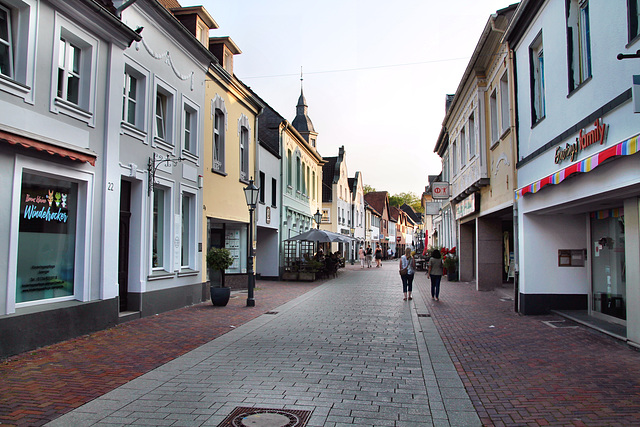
(358, 246), (366, 268)
(374, 244), (383, 268)
(399, 248), (416, 301)
(366, 245), (373, 268)
(427, 249), (444, 301)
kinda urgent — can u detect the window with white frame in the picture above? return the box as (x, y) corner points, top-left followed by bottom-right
(287, 149), (292, 187)
(500, 73), (510, 134)
(238, 114), (250, 182)
(154, 81), (175, 146)
(530, 32), (546, 124)
(302, 162), (306, 194)
(296, 156), (301, 191)
(0, 0), (36, 101)
(452, 141), (457, 175)
(51, 15), (98, 125)
(239, 125), (249, 181)
(122, 72), (137, 126)
(182, 99), (198, 158)
(490, 89), (498, 144)
(468, 113), (476, 158)
(306, 165), (310, 196)
(181, 191), (196, 269)
(0, 3), (13, 78)
(213, 108), (225, 172)
(443, 153), (449, 181)
(153, 187), (168, 270)
(567, 0), (591, 92)
(629, 0), (640, 42)
(312, 171), (316, 200)
(460, 126), (466, 166)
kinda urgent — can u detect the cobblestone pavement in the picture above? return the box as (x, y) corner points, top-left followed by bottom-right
(0, 280), (323, 427)
(3, 261), (640, 426)
(45, 262), (479, 427)
(415, 272), (640, 426)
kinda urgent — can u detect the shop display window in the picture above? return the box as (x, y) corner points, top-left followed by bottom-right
(16, 173), (78, 303)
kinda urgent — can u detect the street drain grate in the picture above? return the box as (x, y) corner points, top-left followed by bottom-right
(542, 320), (579, 329)
(217, 407), (311, 427)
(265, 311), (278, 315)
(417, 313), (431, 317)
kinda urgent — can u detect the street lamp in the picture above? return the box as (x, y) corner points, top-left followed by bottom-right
(243, 178), (259, 307)
(313, 209), (322, 229)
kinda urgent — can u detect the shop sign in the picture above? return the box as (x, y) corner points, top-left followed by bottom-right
(555, 118), (608, 164)
(432, 182), (450, 199)
(455, 193), (477, 220)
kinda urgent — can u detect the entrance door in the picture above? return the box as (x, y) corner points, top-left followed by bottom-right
(591, 210), (626, 320)
(118, 180), (131, 312)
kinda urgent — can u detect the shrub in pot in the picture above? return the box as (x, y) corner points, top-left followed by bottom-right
(207, 247), (234, 306)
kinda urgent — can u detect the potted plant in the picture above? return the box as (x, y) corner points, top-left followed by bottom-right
(443, 253), (458, 281)
(207, 247), (234, 306)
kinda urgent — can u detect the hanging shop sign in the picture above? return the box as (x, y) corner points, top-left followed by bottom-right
(555, 118), (608, 164)
(432, 182), (450, 199)
(455, 193), (477, 220)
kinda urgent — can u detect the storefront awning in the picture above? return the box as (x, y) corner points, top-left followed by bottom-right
(0, 130), (96, 166)
(516, 134), (639, 199)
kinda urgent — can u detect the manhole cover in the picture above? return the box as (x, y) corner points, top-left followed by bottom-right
(217, 407), (311, 427)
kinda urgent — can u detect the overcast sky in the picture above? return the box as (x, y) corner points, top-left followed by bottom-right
(183, 0), (516, 197)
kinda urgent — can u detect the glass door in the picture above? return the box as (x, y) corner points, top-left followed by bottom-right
(591, 209), (626, 320)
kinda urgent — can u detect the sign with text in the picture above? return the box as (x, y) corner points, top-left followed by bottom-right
(455, 193), (477, 220)
(432, 182), (450, 199)
(425, 202), (442, 215)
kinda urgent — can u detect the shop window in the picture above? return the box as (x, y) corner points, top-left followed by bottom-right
(16, 173), (78, 304)
(566, 0), (592, 92)
(152, 187), (167, 270)
(529, 32), (546, 124)
(181, 191), (195, 269)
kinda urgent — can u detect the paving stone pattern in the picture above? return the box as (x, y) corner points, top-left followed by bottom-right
(416, 275), (640, 426)
(45, 265), (479, 427)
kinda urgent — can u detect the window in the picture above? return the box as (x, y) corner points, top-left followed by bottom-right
(567, 0), (591, 92)
(296, 157), (300, 191)
(240, 126), (249, 181)
(500, 72), (510, 133)
(57, 38), (81, 105)
(181, 192), (195, 269)
(238, 114), (251, 181)
(312, 171), (316, 200)
(443, 154), (449, 182)
(0, 4), (13, 78)
(460, 127), (466, 166)
(271, 178), (277, 207)
(153, 188), (166, 269)
(306, 165), (310, 196)
(629, 0), (640, 42)
(452, 141), (458, 174)
(468, 113), (476, 158)
(259, 171), (265, 204)
(154, 81), (175, 146)
(529, 33), (546, 124)
(490, 89), (498, 143)
(287, 149), (292, 187)
(212, 109), (225, 172)
(122, 72), (137, 126)
(302, 163), (306, 194)
(182, 100), (198, 157)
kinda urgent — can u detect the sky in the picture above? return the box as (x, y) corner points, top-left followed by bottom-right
(183, 0), (517, 197)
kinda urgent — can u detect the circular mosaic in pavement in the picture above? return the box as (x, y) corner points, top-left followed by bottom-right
(217, 407), (312, 427)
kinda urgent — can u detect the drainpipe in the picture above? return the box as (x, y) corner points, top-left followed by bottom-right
(116, 0), (141, 18)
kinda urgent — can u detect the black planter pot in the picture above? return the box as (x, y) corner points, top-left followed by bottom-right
(209, 269), (231, 306)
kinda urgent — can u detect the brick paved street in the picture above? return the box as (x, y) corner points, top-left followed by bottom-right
(2, 261), (640, 426)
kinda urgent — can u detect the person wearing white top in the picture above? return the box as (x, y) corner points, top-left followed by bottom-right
(398, 248), (416, 301)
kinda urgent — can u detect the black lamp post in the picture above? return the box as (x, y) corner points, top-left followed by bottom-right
(243, 178), (259, 307)
(313, 209), (322, 229)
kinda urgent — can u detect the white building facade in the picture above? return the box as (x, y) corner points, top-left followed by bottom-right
(506, 0), (640, 345)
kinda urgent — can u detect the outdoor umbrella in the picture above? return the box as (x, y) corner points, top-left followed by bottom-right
(285, 228), (354, 243)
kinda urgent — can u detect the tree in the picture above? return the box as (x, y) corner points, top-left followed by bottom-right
(363, 184), (376, 195)
(389, 192), (423, 213)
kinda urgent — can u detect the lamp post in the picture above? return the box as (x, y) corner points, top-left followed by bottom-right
(314, 209), (322, 229)
(243, 178), (259, 307)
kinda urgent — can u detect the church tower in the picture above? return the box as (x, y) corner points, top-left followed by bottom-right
(291, 73), (319, 149)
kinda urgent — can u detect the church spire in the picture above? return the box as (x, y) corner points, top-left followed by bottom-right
(292, 66), (318, 146)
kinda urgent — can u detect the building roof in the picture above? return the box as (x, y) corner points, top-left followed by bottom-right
(400, 203), (421, 224)
(364, 191), (388, 217)
(322, 156), (337, 202)
(292, 89), (316, 134)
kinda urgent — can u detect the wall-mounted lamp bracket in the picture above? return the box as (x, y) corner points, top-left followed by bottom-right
(148, 152), (185, 196)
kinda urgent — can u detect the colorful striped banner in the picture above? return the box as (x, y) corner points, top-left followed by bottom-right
(516, 134), (640, 199)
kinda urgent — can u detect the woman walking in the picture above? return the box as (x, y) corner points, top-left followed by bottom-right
(366, 245), (373, 268)
(375, 244), (383, 267)
(399, 248), (416, 301)
(427, 249), (444, 301)
(358, 246), (366, 268)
